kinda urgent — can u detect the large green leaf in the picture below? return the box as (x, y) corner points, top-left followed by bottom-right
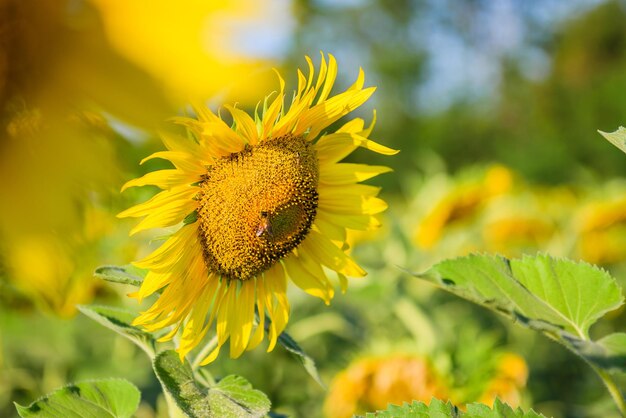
(78, 305), (156, 357)
(94, 265), (146, 288)
(599, 126), (626, 154)
(412, 254), (625, 371)
(15, 379), (140, 418)
(153, 350), (270, 418)
(361, 398), (547, 418)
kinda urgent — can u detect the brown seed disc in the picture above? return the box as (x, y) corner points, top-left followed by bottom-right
(196, 134), (318, 281)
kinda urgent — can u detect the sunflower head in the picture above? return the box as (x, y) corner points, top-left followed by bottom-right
(119, 53), (397, 364)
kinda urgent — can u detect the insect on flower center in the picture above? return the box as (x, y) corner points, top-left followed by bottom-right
(196, 134), (319, 281)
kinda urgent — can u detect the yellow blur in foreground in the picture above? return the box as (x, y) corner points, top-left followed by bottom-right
(90, 0), (277, 104)
(0, 0), (278, 316)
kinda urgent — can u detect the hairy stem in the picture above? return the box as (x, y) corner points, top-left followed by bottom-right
(191, 335), (219, 370)
(593, 365), (626, 417)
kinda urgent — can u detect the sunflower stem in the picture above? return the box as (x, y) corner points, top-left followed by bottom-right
(163, 392), (186, 418)
(191, 335), (218, 370)
(593, 365), (626, 416)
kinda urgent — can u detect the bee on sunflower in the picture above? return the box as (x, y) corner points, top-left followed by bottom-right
(119, 53), (397, 364)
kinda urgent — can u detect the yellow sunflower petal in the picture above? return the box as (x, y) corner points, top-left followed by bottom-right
(229, 279), (255, 358)
(303, 55), (315, 92)
(128, 196), (198, 235)
(317, 209), (382, 231)
(226, 105), (259, 145)
(261, 69), (285, 138)
(132, 225), (197, 271)
(247, 277), (266, 351)
(264, 263), (289, 351)
(301, 230), (366, 278)
(121, 169), (200, 192)
(319, 163), (392, 185)
(158, 323), (183, 343)
(319, 184), (387, 216)
(317, 53), (337, 104)
(283, 252), (334, 304)
(272, 88), (316, 137)
(177, 277), (218, 359)
(316, 132), (399, 163)
(133, 270), (171, 301)
(199, 121), (247, 156)
(361, 109), (377, 137)
(140, 151), (207, 174)
(197, 280), (229, 365)
(118, 186), (197, 218)
(296, 68), (308, 100)
(159, 131), (202, 156)
(297, 87), (376, 139)
(337, 117), (365, 134)
(347, 67), (366, 91)
(140, 252), (208, 331)
(312, 53), (328, 96)
(337, 272), (349, 294)
(313, 216), (347, 243)
(200, 343), (223, 366)
(216, 283), (236, 346)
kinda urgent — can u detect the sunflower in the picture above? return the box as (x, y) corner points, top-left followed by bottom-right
(119, 54), (397, 364)
(324, 355), (449, 418)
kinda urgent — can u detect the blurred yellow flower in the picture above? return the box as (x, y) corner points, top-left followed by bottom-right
(483, 217), (554, 255)
(0, 107), (123, 316)
(480, 189), (564, 257)
(574, 196), (626, 264)
(90, 0), (278, 104)
(324, 352), (529, 417)
(4, 236), (87, 317)
(415, 165), (513, 249)
(477, 353), (528, 408)
(121, 54), (396, 364)
(324, 355), (449, 418)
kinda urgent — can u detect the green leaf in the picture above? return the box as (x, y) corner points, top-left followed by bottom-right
(78, 305), (156, 357)
(276, 330), (325, 388)
(15, 378), (140, 418)
(599, 126), (626, 154)
(94, 265), (147, 287)
(412, 254), (624, 371)
(361, 399), (547, 418)
(153, 350), (271, 418)
(362, 398), (452, 417)
(417, 254), (623, 338)
(465, 399), (546, 417)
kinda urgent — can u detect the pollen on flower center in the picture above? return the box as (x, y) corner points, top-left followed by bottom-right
(196, 134), (319, 281)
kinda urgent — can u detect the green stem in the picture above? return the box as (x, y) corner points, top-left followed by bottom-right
(593, 365), (626, 417)
(163, 392), (186, 418)
(567, 329), (625, 416)
(191, 335), (218, 370)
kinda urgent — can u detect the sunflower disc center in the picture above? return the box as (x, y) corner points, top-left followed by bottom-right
(196, 135), (318, 281)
